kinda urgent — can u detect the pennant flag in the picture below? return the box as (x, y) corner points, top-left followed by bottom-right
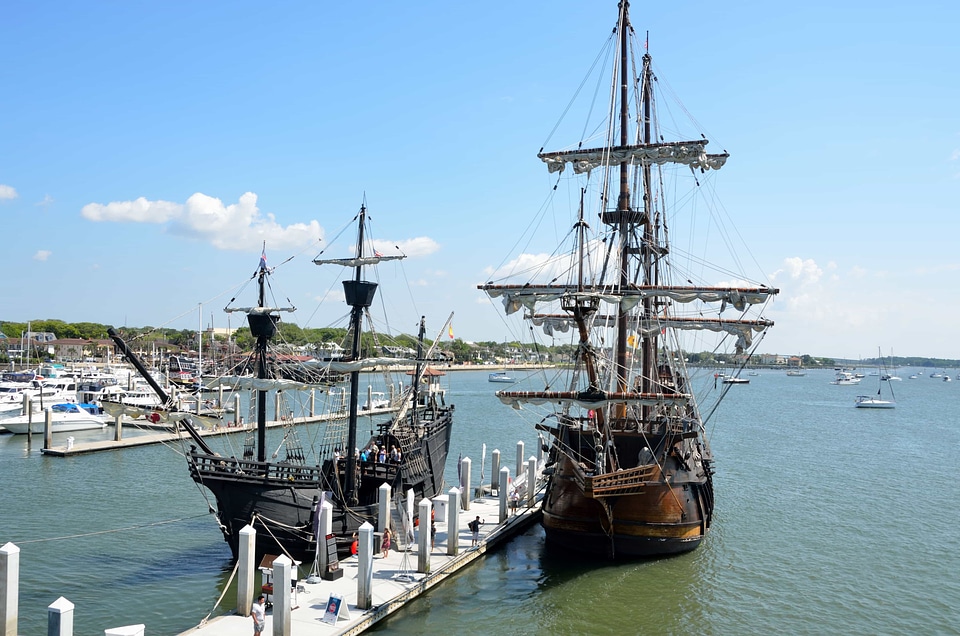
(374, 249), (383, 257)
(448, 324), (454, 339)
(626, 333), (638, 348)
(259, 249), (267, 271)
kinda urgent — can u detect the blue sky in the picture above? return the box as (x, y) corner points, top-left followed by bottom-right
(2, 1), (958, 360)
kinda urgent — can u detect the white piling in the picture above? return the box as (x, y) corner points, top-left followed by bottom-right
(378, 483), (392, 532)
(318, 500), (333, 576)
(237, 525), (257, 616)
(417, 498), (432, 573)
(459, 457), (471, 511)
(491, 449), (500, 494)
(233, 393), (241, 426)
(516, 441), (525, 481)
(405, 488), (415, 548)
(272, 555), (293, 636)
(499, 467), (510, 522)
(538, 433), (546, 464)
(309, 389), (315, 417)
(1, 542), (19, 636)
(366, 386), (373, 410)
(274, 392), (281, 421)
(47, 597), (73, 636)
(114, 415), (122, 441)
(446, 488), (460, 556)
(357, 522), (374, 609)
(527, 456), (538, 506)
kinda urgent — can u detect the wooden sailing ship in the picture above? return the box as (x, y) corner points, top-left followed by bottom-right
(111, 205), (454, 564)
(480, 1), (778, 559)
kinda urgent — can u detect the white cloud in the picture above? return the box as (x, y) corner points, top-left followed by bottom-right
(33, 250), (51, 261)
(770, 256), (823, 285)
(36, 194), (54, 208)
(82, 197), (181, 223)
(373, 236), (440, 258)
(81, 191), (323, 252)
(0, 184), (18, 200)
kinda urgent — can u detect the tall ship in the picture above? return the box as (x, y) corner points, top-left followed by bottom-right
(479, 1), (777, 558)
(110, 204), (454, 563)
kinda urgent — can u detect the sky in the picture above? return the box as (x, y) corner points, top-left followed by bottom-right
(2, 1), (959, 360)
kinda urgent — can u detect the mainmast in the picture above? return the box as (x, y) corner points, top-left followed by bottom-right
(342, 205), (378, 506)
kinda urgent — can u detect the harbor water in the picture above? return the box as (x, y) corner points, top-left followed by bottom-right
(2, 369), (958, 634)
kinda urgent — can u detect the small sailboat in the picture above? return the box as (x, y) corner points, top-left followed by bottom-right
(855, 349), (896, 408)
(488, 371), (516, 383)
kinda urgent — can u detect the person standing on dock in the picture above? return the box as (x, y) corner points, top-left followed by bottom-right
(382, 527), (392, 558)
(469, 516), (484, 546)
(251, 594), (265, 636)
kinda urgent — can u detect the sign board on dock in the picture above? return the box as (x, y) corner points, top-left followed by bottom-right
(321, 593), (349, 625)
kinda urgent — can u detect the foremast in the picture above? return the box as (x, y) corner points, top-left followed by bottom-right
(224, 249), (296, 463)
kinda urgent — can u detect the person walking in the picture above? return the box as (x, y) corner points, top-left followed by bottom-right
(251, 594), (266, 636)
(468, 516), (483, 547)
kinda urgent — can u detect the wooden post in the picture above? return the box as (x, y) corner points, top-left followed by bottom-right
(43, 409), (53, 450)
(114, 415), (122, 441)
(490, 449), (500, 495)
(1, 542), (19, 636)
(234, 393), (241, 427)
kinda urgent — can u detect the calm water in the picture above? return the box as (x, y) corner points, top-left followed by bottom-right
(2, 369), (958, 635)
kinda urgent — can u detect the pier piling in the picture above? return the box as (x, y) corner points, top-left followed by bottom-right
(1, 542), (18, 636)
(356, 523), (374, 610)
(459, 457), (471, 510)
(47, 597), (73, 636)
(446, 488), (460, 556)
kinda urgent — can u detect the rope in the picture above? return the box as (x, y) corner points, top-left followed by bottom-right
(12, 513), (209, 544)
(194, 558), (240, 629)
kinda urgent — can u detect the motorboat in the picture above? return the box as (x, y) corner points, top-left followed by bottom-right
(488, 372), (516, 383)
(1, 402), (107, 434)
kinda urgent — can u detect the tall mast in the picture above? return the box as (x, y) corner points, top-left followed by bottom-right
(342, 205), (378, 506)
(614, 0), (632, 409)
(254, 263), (269, 462)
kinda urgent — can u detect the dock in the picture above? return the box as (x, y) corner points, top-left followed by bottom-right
(37, 408), (396, 457)
(179, 489), (542, 635)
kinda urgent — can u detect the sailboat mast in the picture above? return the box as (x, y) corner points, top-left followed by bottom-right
(614, 0), (631, 402)
(640, 50), (655, 401)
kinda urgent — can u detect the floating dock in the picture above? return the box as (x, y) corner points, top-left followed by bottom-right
(177, 491), (542, 636)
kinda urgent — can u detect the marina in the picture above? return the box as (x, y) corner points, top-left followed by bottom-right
(1, 369), (959, 634)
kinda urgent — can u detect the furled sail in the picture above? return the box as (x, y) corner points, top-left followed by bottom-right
(312, 255), (405, 267)
(539, 141), (729, 175)
(495, 390), (689, 410)
(480, 285), (777, 315)
(530, 314), (774, 345)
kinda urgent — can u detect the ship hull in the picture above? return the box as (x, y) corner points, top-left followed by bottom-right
(189, 405), (453, 562)
(540, 430), (713, 559)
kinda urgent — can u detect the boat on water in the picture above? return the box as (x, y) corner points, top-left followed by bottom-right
(479, 2), (777, 559)
(855, 349), (897, 408)
(722, 377), (750, 385)
(488, 372), (516, 383)
(786, 369), (806, 377)
(832, 370), (861, 385)
(112, 206), (455, 564)
(1, 402), (106, 434)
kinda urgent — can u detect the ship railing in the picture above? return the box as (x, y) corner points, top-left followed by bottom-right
(190, 453), (323, 483)
(572, 462), (660, 498)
